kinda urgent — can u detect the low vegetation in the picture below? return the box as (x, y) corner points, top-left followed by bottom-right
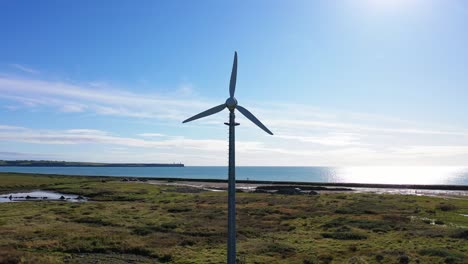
(0, 173), (467, 263)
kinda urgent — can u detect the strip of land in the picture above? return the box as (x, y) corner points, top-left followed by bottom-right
(121, 176), (468, 191)
(3, 171), (468, 198)
(147, 179), (468, 198)
(0, 160), (184, 167)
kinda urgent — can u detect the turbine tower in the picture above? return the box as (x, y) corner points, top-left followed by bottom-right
(183, 52), (273, 264)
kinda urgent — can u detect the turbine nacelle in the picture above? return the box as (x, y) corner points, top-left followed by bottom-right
(225, 97), (238, 111)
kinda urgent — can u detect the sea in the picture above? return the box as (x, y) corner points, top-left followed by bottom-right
(0, 166), (467, 185)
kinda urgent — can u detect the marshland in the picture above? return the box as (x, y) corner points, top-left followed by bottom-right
(1, 173), (467, 263)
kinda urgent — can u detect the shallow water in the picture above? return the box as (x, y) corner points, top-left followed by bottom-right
(0, 190), (87, 203)
(0, 166), (467, 185)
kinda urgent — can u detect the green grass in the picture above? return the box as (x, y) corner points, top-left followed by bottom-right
(1, 172), (467, 263)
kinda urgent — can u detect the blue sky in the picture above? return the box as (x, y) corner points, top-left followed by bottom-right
(1, 0), (468, 165)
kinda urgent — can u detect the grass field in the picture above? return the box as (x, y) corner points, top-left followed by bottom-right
(0, 173), (467, 263)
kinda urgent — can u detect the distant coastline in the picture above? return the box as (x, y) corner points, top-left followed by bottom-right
(0, 160), (184, 167)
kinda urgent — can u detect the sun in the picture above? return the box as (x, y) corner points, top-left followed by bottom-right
(346, 0), (434, 19)
(360, 0), (423, 12)
(368, 0), (409, 8)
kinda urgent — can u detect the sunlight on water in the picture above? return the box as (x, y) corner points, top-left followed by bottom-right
(333, 166), (468, 185)
(0, 166), (467, 185)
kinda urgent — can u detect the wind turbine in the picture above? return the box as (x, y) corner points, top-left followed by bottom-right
(183, 52), (273, 264)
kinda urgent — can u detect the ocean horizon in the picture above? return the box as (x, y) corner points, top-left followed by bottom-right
(1, 166), (467, 186)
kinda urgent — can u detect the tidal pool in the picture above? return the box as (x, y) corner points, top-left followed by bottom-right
(0, 190), (87, 203)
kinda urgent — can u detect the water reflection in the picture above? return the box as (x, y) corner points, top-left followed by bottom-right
(0, 166), (467, 185)
(0, 190), (86, 203)
(332, 166), (468, 185)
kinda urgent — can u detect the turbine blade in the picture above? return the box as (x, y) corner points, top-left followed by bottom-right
(237, 105), (273, 135)
(229, 52), (237, 98)
(182, 104), (226, 123)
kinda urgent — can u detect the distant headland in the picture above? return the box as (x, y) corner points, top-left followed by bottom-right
(0, 160), (184, 167)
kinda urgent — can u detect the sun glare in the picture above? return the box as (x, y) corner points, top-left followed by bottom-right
(366, 0), (411, 9)
(335, 166), (466, 185)
(358, 0), (426, 13)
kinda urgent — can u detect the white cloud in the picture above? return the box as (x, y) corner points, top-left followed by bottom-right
(267, 118), (468, 137)
(0, 150), (56, 160)
(61, 104), (87, 113)
(174, 84), (195, 96)
(10, 64), (40, 74)
(1, 75), (468, 165)
(138, 133), (166, 137)
(0, 125), (26, 130)
(275, 133), (363, 146)
(392, 145), (468, 157)
(0, 125), (265, 153)
(0, 76), (211, 120)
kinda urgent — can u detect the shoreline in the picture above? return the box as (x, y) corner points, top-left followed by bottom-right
(1, 172), (468, 191)
(148, 177), (468, 191)
(147, 180), (468, 198)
